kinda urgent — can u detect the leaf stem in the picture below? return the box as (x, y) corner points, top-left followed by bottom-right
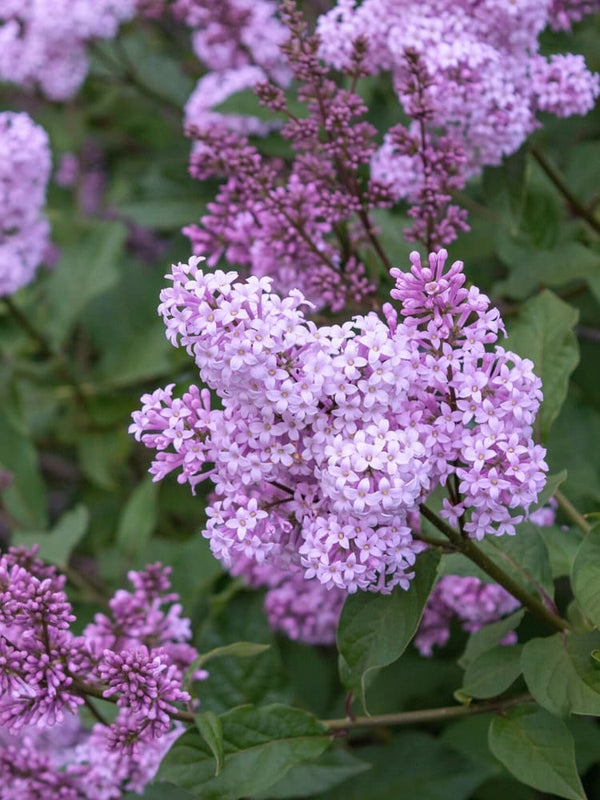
(419, 504), (570, 633)
(322, 692), (532, 731)
(555, 489), (592, 535)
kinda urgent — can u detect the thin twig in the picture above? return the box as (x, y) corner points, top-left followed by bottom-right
(530, 145), (600, 235)
(555, 489), (592, 535)
(323, 692), (532, 731)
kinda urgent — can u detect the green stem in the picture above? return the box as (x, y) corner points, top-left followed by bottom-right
(530, 146), (600, 235)
(419, 504), (570, 633)
(555, 489), (592, 535)
(323, 692), (532, 731)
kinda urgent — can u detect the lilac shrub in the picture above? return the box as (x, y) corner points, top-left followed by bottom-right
(0, 547), (199, 798)
(130, 248), (548, 598)
(0, 112), (51, 297)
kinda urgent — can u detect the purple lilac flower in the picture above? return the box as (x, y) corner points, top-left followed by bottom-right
(0, 718), (181, 800)
(229, 500), (558, 649)
(0, 548), (198, 795)
(548, 0), (600, 29)
(0, 112), (51, 296)
(131, 248), (548, 596)
(0, 1), (137, 100)
(317, 0), (599, 202)
(414, 576), (521, 656)
(183, 6), (389, 310)
(229, 553), (345, 645)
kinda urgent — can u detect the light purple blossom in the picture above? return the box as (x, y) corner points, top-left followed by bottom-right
(0, 548), (199, 795)
(0, 112), (51, 296)
(0, 1), (137, 100)
(131, 248), (548, 595)
(318, 0), (599, 212)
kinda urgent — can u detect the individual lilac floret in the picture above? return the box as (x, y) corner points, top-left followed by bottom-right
(414, 575), (521, 656)
(0, 112), (52, 296)
(0, 1), (137, 100)
(131, 249), (547, 596)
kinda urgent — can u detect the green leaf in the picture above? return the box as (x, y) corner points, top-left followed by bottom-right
(196, 642), (272, 669)
(114, 199), (204, 230)
(0, 406), (47, 529)
(196, 711), (225, 776)
(572, 528), (600, 630)
(496, 240), (600, 300)
(532, 469), (567, 510)
(459, 611), (525, 670)
(537, 524), (584, 579)
(336, 550), (440, 711)
(488, 706), (586, 800)
(547, 396), (600, 509)
(14, 505), (89, 568)
(505, 290), (579, 441)
(116, 477), (158, 560)
(198, 593), (292, 714)
(320, 731), (492, 800)
(480, 522), (554, 598)
(77, 429), (130, 490)
(254, 748), (370, 799)
(184, 642), (272, 694)
(158, 704), (330, 800)
(46, 220), (126, 345)
(521, 631), (600, 716)
(214, 88), (276, 122)
(463, 645), (523, 699)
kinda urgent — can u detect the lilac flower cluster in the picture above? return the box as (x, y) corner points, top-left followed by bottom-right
(184, 4), (395, 310)
(373, 48), (470, 249)
(0, 547), (199, 797)
(234, 501), (558, 651)
(0, 112), (51, 297)
(0, 1), (137, 100)
(318, 0), (599, 202)
(175, 0), (290, 135)
(130, 248), (547, 597)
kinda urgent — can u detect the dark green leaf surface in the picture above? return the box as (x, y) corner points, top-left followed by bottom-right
(14, 505), (89, 568)
(463, 644), (523, 699)
(521, 631), (600, 716)
(572, 528), (600, 629)
(254, 748), (370, 799)
(321, 731), (492, 800)
(505, 290), (579, 441)
(337, 550), (440, 710)
(159, 704), (330, 800)
(489, 706), (586, 800)
(195, 711), (225, 776)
